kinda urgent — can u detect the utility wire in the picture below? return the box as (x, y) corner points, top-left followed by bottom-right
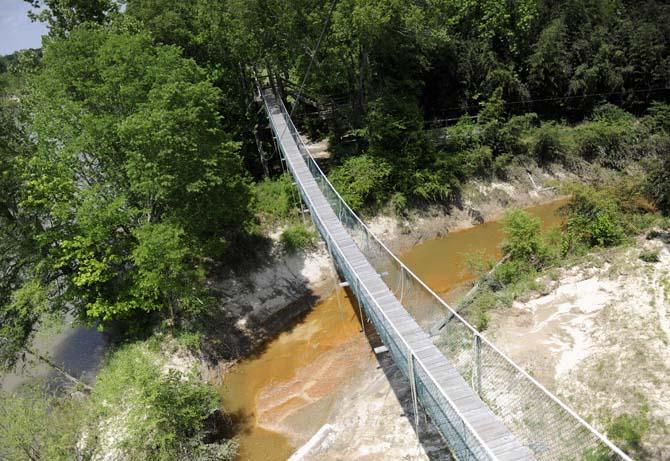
(433, 86), (670, 116)
(277, 0), (338, 143)
(289, 0), (339, 120)
(294, 85), (670, 128)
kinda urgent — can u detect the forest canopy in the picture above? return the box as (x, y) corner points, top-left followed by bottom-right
(0, 0), (668, 370)
(1, 0), (670, 459)
(0, 0), (669, 369)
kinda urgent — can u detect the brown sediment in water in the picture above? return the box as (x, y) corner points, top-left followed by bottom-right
(220, 289), (367, 461)
(400, 198), (567, 301)
(221, 197), (568, 460)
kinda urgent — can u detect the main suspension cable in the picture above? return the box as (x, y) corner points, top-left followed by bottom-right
(277, 0), (338, 143)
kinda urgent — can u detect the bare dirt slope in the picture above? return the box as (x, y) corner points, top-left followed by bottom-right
(292, 350), (452, 461)
(487, 233), (670, 459)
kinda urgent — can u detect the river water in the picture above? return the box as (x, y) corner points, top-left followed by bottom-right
(220, 198), (568, 460)
(0, 317), (106, 392)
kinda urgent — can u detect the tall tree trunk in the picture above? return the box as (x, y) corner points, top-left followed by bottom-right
(277, 68), (288, 103)
(357, 44), (371, 148)
(345, 53), (360, 128)
(358, 44), (369, 119)
(238, 62), (250, 105)
(254, 127), (270, 177)
(266, 62), (279, 99)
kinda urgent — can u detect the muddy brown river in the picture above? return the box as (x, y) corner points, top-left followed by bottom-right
(220, 199), (567, 460)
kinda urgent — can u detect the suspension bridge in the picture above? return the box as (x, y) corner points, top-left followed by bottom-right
(258, 85), (632, 461)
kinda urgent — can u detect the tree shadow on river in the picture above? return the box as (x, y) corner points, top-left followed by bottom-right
(199, 233), (326, 370)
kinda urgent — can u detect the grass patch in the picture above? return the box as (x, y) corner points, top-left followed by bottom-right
(640, 249), (660, 263)
(280, 223), (317, 252)
(174, 329), (203, 352)
(607, 407), (650, 458)
(253, 173), (300, 225)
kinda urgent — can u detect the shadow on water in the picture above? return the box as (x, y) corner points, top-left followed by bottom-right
(1, 319), (107, 392)
(208, 241), (338, 460)
(199, 232), (326, 367)
(52, 326), (106, 377)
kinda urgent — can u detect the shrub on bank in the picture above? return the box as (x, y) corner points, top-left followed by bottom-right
(533, 122), (565, 164)
(329, 155), (392, 211)
(280, 224), (317, 252)
(0, 342), (237, 461)
(647, 102), (670, 134)
(571, 106), (650, 170)
(647, 150), (670, 215)
(559, 183), (626, 251)
(254, 173), (300, 224)
(639, 249), (660, 263)
(501, 209), (549, 267)
(90, 343), (236, 461)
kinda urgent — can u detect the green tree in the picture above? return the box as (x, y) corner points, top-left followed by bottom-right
(0, 386), (85, 461)
(329, 154), (392, 210)
(125, 0), (269, 175)
(560, 183), (626, 250)
(528, 19), (571, 114)
(501, 209), (546, 267)
(0, 280), (48, 370)
(533, 122), (565, 164)
(0, 92), (46, 372)
(648, 151), (670, 215)
(23, 21), (251, 326)
(125, 0), (198, 53)
(25, 0), (118, 36)
(131, 222), (208, 326)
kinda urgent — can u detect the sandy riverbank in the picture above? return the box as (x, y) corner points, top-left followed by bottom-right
(486, 233), (670, 459)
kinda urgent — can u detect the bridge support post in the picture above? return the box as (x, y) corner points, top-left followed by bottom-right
(473, 334), (482, 397)
(354, 277), (365, 332)
(408, 349), (420, 432)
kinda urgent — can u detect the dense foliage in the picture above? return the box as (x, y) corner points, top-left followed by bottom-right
(220, 0), (670, 208)
(2, 0), (670, 457)
(1, 18), (253, 365)
(0, 342), (235, 460)
(0, 385), (84, 460)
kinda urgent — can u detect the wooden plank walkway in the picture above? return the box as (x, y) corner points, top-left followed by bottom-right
(262, 90), (534, 461)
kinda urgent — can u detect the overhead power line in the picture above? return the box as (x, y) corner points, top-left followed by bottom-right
(288, 0), (339, 120)
(434, 86), (670, 115)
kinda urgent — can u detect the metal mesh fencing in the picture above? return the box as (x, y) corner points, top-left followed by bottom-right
(355, 276), (492, 461)
(265, 89), (631, 461)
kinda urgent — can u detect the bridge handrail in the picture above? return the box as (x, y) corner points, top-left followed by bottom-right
(268, 87), (632, 461)
(261, 92), (500, 461)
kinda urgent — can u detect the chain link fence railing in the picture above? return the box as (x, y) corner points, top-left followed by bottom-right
(262, 86), (632, 461)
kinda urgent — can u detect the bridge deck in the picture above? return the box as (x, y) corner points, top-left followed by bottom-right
(262, 89), (533, 461)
